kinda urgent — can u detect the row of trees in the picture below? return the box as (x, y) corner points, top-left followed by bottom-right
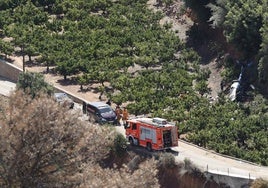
(0, 0), (267, 165)
(0, 0), (181, 77)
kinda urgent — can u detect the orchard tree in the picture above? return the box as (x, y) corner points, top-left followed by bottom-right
(6, 23), (31, 72)
(12, 1), (48, 26)
(37, 32), (59, 73)
(0, 39), (13, 58)
(0, 9), (13, 30)
(32, 0), (56, 11)
(56, 57), (80, 80)
(3, 1), (48, 71)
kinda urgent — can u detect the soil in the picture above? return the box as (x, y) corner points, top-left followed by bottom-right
(9, 55), (102, 102)
(201, 59), (223, 101)
(147, 0), (192, 42)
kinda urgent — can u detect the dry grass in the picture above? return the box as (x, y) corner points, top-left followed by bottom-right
(250, 178), (268, 188)
(0, 94), (9, 120)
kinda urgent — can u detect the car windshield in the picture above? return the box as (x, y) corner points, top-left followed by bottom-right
(54, 93), (68, 101)
(99, 107), (112, 114)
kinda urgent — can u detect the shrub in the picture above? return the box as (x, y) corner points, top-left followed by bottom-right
(16, 72), (54, 98)
(0, 91), (115, 187)
(158, 153), (177, 169)
(250, 178), (268, 188)
(113, 133), (128, 157)
(183, 158), (202, 176)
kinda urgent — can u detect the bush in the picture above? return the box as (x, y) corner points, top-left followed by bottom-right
(158, 153), (177, 169)
(113, 133), (128, 157)
(16, 72), (54, 98)
(0, 91), (115, 187)
(183, 158), (202, 175)
(195, 80), (210, 96)
(250, 178), (268, 188)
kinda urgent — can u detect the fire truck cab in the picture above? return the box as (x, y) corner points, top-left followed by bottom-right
(125, 117), (178, 151)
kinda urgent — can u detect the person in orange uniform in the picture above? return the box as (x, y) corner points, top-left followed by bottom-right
(115, 105), (122, 126)
(122, 107), (129, 127)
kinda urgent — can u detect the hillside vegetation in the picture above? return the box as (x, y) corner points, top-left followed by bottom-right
(0, 0), (267, 168)
(1, 91), (233, 187)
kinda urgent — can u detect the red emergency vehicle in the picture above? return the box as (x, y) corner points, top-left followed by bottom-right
(125, 117), (178, 151)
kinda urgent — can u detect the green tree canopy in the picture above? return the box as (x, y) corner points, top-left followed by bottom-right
(258, 1), (268, 86)
(223, 0), (262, 59)
(16, 72), (54, 98)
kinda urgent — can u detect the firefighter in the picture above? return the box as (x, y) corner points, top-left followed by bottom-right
(106, 99), (111, 106)
(115, 105), (122, 126)
(122, 107), (129, 127)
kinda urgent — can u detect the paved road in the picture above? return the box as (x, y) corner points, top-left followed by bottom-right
(115, 125), (268, 180)
(173, 141), (268, 180)
(1, 77), (268, 181)
(0, 76), (16, 96)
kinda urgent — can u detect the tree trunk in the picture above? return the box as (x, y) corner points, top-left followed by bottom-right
(23, 54), (25, 72)
(22, 46), (25, 72)
(46, 62), (49, 73)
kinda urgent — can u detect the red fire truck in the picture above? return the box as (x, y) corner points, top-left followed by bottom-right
(125, 117), (178, 151)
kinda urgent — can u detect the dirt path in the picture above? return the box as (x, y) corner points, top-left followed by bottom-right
(9, 55), (101, 102)
(201, 59), (223, 100)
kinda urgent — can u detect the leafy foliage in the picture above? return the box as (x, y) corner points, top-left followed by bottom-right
(0, 39), (13, 58)
(17, 72), (54, 98)
(1, 0), (268, 167)
(205, 0), (268, 86)
(206, 0), (227, 28)
(223, 1), (262, 59)
(250, 178), (268, 188)
(0, 91), (159, 187)
(186, 99), (268, 165)
(112, 133), (128, 157)
(258, 2), (268, 86)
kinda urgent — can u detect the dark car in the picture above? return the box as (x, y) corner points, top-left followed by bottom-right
(54, 92), (74, 109)
(83, 101), (117, 124)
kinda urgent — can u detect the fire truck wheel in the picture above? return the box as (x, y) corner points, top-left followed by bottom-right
(129, 137), (134, 146)
(146, 143), (152, 151)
